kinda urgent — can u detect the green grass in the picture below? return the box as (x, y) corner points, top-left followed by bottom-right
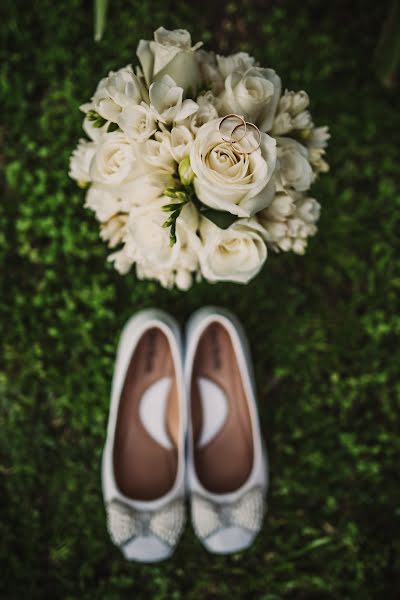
(1, 0), (400, 598)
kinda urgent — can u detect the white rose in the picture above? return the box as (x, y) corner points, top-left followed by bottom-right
(190, 118), (277, 217)
(91, 65), (143, 122)
(118, 103), (157, 142)
(216, 52), (256, 78)
(69, 139), (96, 184)
(277, 137), (314, 191)
(129, 200), (199, 287)
(218, 67), (281, 132)
(90, 131), (136, 185)
(198, 217), (267, 284)
(149, 75), (198, 124)
(137, 27), (202, 95)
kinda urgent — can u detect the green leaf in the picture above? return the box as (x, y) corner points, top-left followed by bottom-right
(94, 0), (109, 42)
(201, 208), (239, 229)
(107, 122), (119, 133)
(162, 203), (184, 212)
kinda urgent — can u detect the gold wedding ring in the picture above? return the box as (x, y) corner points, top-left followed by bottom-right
(218, 114), (261, 154)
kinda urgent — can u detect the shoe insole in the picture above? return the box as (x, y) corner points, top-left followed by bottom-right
(114, 328), (179, 501)
(191, 322), (253, 494)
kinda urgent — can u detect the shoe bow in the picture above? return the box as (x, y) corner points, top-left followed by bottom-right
(191, 486), (265, 540)
(106, 497), (185, 547)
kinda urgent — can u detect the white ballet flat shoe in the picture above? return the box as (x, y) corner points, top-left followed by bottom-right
(185, 307), (268, 555)
(102, 309), (186, 562)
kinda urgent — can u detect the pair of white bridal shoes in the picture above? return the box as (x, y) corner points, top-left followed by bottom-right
(102, 307), (268, 562)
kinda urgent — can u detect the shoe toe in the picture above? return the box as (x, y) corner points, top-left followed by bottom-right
(203, 526), (255, 554)
(122, 536), (172, 562)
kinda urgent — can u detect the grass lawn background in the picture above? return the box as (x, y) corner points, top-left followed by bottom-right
(1, 0), (400, 597)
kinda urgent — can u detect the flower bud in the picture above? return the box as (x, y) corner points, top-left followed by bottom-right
(178, 156), (195, 185)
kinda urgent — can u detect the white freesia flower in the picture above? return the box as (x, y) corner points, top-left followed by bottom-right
(149, 75), (198, 124)
(305, 126), (330, 174)
(119, 171), (171, 207)
(291, 110), (312, 130)
(196, 50), (224, 94)
(100, 213), (129, 248)
(129, 200), (199, 289)
(69, 139), (96, 185)
(90, 65), (143, 122)
(82, 115), (109, 142)
(168, 125), (194, 162)
(307, 126), (330, 149)
(198, 217), (267, 283)
(276, 137), (314, 191)
(278, 90), (310, 115)
(190, 118), (277, 217)
(137, 27), (202, 95)
(262, 192), (296, 221)
(84, 185), (126, 221)
(108, 233), (138, 275)
(141, 133), (176, 174)
(271, 90), (313, 136)
(216, 52), (256, 78)
(258, 192), (320, 254)
(187, 92), (219, 134)
(308, 147), (330, 173)
(90, 131), (137, 185)
(118, 103), (157, 142)
(218, 67), (281, 132)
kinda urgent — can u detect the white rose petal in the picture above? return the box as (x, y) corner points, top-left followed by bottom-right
(198, 217), (267, 284)
(190, 118), (277, 217)
(216, 52), (256, 78)
(219, 67), (281, 132)
(277, 137), (314, 192)
(137, 27), (202, 95)
(69, 139), (96, 184)
(90, 132), (137, 185)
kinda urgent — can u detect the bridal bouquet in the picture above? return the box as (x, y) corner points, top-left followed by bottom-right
(69, 27), (329, 290)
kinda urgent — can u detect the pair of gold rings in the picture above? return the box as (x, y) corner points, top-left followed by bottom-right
(218, 114), (262, 154)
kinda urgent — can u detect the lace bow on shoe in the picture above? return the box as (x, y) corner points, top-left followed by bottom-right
(106, 498), (186, 548)
(191, 486), (265, 540)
